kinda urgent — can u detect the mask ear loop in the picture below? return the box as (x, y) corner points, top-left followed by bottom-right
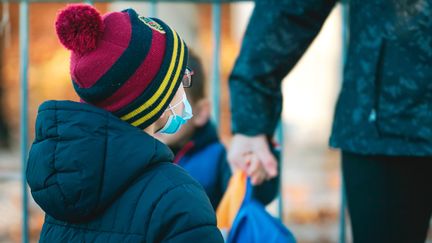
(167, 104), (176, 116)
(166, 94), (185, 116)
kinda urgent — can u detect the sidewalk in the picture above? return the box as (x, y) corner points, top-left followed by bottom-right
(0, 149), (44, 243)
(1, 147), (431, 243)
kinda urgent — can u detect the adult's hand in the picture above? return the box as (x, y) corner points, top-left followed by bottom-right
(228, 134), (278, 185)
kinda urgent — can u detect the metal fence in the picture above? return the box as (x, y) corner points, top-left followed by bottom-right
(14, 1), (349, 242)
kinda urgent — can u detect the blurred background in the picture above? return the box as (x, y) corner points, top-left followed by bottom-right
(0, 1), (429, 243)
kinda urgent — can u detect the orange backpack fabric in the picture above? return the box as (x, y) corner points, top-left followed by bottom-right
(216, 171), (247, 230)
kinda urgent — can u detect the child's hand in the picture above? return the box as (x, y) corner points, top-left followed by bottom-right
(244, 152), (268, 185)
(228, 134), (278, 185)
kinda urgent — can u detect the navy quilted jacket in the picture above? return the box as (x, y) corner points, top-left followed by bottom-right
(230, 0), (432, 155)
(26, 100), (224, 243)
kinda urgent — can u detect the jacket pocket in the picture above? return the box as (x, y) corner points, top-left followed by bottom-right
(375, 38), (432, 142)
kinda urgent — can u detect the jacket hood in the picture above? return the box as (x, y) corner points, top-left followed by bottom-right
(27, 100), (173, 222)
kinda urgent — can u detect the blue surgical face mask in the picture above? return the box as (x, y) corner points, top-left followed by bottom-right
(158, 94), (193, 134)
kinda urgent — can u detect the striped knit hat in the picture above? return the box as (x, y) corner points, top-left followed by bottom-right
(55, 4), (188, 129)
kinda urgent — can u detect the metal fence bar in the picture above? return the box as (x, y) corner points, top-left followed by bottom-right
(339, 180), (347, 243)
(19, 1), (29, 242)
(339, 2), (349, 243)
(276, 121), (284, 220)
(149, 0), (157, 17)
(210, 2), (221, 126)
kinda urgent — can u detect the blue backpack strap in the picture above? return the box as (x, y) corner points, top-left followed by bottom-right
(243, 177), (253, 204)
(228, 177), (296, 243)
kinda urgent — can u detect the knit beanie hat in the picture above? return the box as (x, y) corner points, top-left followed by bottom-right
(55, 4), (188, 129)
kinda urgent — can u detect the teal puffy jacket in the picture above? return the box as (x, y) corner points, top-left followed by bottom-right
(27, 100), (224, 243)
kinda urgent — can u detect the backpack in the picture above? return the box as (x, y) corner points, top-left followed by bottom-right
(217, 171), (296, 243)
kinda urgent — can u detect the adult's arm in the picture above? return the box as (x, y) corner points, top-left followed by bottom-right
(228, 0), (337, 181)
(230, 0), (337, 136)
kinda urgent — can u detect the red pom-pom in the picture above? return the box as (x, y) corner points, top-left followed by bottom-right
(55, 4), (104, 55)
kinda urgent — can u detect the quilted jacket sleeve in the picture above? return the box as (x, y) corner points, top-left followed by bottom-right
(229, 0), (337, 136)
(147, 183), (224, 243)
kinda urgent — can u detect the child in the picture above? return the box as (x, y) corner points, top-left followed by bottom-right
(155, 52), (279, 210)
(26, 5), (223, 243)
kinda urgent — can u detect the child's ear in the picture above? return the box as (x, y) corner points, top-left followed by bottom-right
(193, 99), (211, 127)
